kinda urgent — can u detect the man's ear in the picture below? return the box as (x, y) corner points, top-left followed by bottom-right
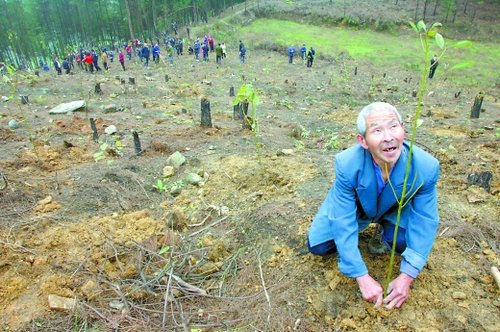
(356, 134), (369, 149)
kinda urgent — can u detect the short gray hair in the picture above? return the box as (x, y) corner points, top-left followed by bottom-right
(356, 102), (402, 136)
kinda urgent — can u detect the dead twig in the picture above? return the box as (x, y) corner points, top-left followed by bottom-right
(189, 216), (228, 237)
(187, 214), (211, 227)
(257, 248), (271, 326)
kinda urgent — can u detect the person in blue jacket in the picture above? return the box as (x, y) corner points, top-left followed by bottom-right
(307, 102), (440, 310)
(300, 44), (307, 62)
(152, 43), (161, 63)
(141, 43), (150, 67)
(288, 45), (296, 64)
(193, 40), (200, 60)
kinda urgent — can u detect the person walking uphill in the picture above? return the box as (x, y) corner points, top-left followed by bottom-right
(142, 43), (150, 67)
(306, 47), (315, 68)
(288, 45), (296, 64)
(428, 55), (439, 79)
(118, 49), (126, 71)
(307, 102), (440, 310)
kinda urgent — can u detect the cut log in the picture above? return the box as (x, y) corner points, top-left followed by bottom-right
(89, 118), (99, 143)
(133, 131), (142, 155)
(470, 92), (484, 118)
(233, 103), (243, 120)
(94, 83), (102, 95)
(200, 98), (212, 128)
(467, 171), (493, 192)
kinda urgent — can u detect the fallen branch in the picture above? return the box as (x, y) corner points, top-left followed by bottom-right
(257, 248), (271, 325)
(188, 216), (228, 237)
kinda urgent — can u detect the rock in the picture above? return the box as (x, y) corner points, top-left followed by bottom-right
(163, 166), (175, 178)
(1, 96), (9, 102)
(8, 119), (18, 129)
(167, 151), (186, 169)
(452, 291), (467, 300)
(277, 148), (295, 156)
(170, 186), (182, 196)
(109, 300), (125, 310)
(48, 294), (76, 311)
(48, 100), (86, 114)
(104, 125), (117, 135)
(103, 104), (120, 113)
(185, 173), (203, 186)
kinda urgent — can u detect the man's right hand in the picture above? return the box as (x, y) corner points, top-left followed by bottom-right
(356, 274), (384, 307)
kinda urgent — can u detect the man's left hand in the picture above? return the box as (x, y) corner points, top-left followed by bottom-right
(383, 273), (414, 309)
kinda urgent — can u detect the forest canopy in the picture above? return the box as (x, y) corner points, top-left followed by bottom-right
(0, 0), (244, 67)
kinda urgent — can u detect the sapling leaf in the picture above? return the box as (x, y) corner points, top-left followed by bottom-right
(416, 20), (426, 32)
(450, 61), (474, 70)
(158, 246), (170, 255)
(409, 21), (418, 32)
(453, 40), (472, 48)
(435, 33), (445, 49)
(427, 31), (436, 38)
(430, 22), (442, 31)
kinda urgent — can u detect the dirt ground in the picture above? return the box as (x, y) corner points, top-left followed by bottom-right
(1, 9), (499, 332)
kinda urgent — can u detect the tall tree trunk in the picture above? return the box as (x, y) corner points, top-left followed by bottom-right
(423, 0), (430, 20)
(124, 0), (135, 40)
(415, 0), (420, 21)
(433, 0), (440, 16)
(152, 0), (157, 33)
(463, 0), (468, 13)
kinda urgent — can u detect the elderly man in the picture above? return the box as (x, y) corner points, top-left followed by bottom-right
(307, 102), (440, 309)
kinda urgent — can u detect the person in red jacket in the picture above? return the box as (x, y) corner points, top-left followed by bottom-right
(84, 52), (94, 73)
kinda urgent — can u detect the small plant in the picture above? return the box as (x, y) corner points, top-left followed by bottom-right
(93, 143), (110, 162)
(153, 179), (167, 192)
(294, 139), (305, 151)
(232, 83), (263, 166)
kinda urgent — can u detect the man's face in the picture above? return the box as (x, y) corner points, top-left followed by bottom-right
(356, 108), (405, 171)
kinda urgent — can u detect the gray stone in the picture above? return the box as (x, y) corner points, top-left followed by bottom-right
(170, 186), (182, 196)
(48, 100), (86, 114)
(8, 119), (18, 129)
(163, 166), (175, 178)
(185, 173), (203, 186)
(48, 294), (76, 311)
(103, 104), (120, 113)
(167, 151), (186, 169)
(104, 125), (118, 135)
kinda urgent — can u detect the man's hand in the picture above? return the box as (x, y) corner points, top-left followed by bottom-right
(383, 273), (414, 309)
(356, 274), (384, 307)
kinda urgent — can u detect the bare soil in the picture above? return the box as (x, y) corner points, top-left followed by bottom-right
(0, 15), (499, 332)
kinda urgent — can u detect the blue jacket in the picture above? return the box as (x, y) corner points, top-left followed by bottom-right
(308, 142), (440, 278)
(142, 46), (150, 58)
(288, 47), (296, 56)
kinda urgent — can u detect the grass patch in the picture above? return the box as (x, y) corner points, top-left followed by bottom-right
(239, 18), (499, 88)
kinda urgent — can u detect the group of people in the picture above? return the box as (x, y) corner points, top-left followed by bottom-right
(288, 43), (316, 67)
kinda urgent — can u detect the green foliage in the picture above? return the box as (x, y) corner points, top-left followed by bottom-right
(153, 179), (167, 192)
(233, 83), (260, 133)
(93, 143), (110, 162)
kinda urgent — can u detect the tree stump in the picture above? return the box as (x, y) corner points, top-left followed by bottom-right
(241, 102), (252, 130)
(34, 70), (39, 77)
(412, 90), (417, 97)
(200, 98), (212, 128)
(20, 95), (29, 104)
(354, 66), (357, 76)
(94, 83), (102, 95)
(132, 131), (142, 155)
(89, 118), (99, 142)
(165, 74), (170, 82)
(233, 103), (244, 120)
(129, 77), (135, 85)
(470, 92), (484, 118)
(121, 79), (126, 84)
(229, 86), (234, 97)
(467, 171), (493, 192)
(454, 91), (461, 98)
(115, 75), (120, 81)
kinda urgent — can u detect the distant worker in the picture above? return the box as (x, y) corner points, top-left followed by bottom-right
(239, 43), (246, 64)
(288, 45), (296, 64)
(300, 44), (307, 62)
(118, 49), (126, 71)
(307, 47), (316, 68)
(428, 55), (438, 79)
